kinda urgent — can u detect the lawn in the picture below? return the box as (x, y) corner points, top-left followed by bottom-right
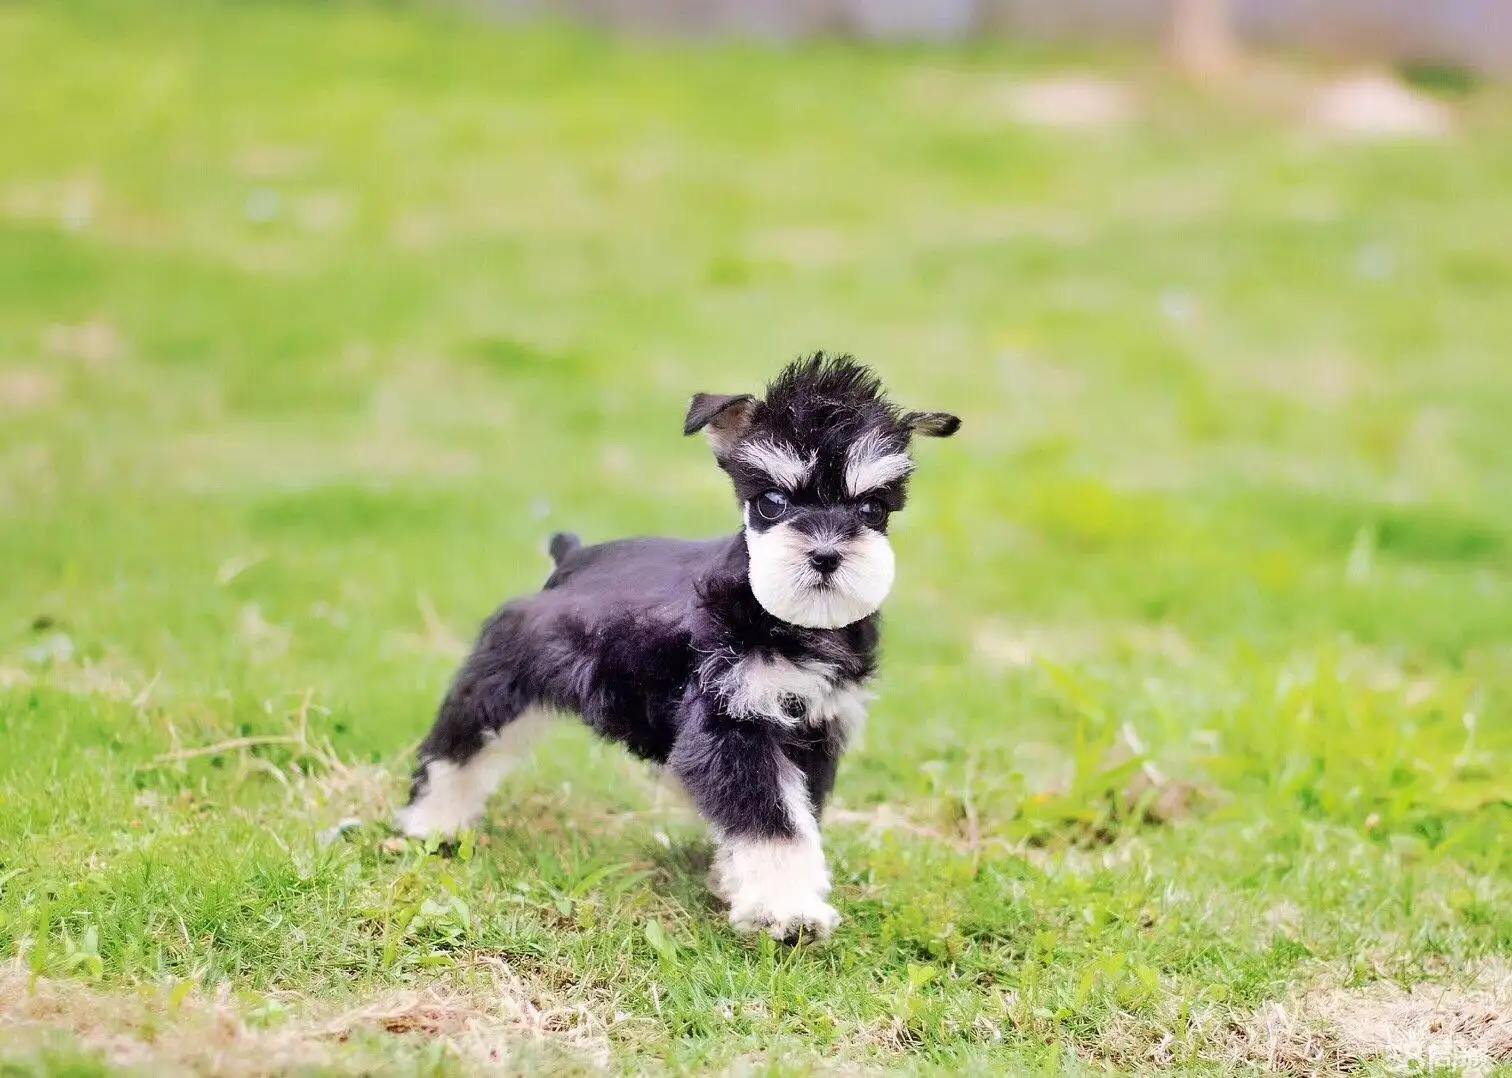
(2, 3), (1512, 1074)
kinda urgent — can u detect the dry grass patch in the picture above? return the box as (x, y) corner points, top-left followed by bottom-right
(0, 370), (59, 413)
(1004, 76), (1138, 130)
(44, 321), (124, 368)
(1309, 73), (1455, 140)
(139, 690), (403, 830)
(1229, 961), (1512, 1076)
(0, 646), (153, 706)
(0, 958), (609, 1076)
(906, 70), (1137, 130)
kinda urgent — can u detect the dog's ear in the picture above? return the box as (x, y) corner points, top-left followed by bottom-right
(684, 393), (758, 452)
(903, 411), (961, 438)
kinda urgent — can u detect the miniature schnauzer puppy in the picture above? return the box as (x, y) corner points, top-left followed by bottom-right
(397, 353), (959, 939)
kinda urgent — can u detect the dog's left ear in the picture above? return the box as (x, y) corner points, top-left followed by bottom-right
(904, 411), (961, 438)
(684, 392), (758, 453)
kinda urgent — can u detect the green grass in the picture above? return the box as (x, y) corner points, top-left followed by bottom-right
(3, 3), (1512, 1074)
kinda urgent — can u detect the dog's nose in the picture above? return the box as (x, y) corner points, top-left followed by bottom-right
(808, 550), (842, 576)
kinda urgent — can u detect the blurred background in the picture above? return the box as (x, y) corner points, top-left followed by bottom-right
(473, 0), (1512, 78)
(3, 1), (1512, 1069)
(3, 0), (1511, 795)
(4, 0), (1512, 779)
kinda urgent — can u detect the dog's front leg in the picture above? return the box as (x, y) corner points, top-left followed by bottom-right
(669, 695), (839, 941)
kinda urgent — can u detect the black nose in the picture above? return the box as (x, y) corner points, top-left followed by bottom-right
(808, 550), (842, 575)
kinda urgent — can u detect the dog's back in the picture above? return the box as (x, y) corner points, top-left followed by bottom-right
(541, 533), (738, 606)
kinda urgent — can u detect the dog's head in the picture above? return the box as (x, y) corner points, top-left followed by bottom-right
(684, 353), (959, 629)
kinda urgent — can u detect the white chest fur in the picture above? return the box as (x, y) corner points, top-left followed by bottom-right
(700, 651), (871, 734)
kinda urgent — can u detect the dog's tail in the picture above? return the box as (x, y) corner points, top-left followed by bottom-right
(547, 532), (582, 566)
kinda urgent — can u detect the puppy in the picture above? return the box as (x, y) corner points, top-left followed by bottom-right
(397, 353), (959, 939)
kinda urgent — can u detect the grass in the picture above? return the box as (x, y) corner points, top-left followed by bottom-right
(3, 2), (1512, 1073)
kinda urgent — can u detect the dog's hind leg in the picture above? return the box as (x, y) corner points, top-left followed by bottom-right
(395, 610), (550, 839)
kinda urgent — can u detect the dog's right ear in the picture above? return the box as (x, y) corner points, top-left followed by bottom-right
(684, 393), (757, 453)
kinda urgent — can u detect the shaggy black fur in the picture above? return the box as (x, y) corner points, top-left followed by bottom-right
(406, 352), (956, 869)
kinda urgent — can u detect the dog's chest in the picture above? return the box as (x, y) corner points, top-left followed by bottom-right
(702, 650), (871, 733)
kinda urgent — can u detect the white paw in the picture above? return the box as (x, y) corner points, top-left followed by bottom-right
(729, 892), (841, 941)
(714, 829), (837, 940)
(392, 802), (472, 840)
(393, 766), (477, 838)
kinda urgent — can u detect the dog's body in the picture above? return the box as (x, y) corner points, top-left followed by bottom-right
(398, 355), (957, 939)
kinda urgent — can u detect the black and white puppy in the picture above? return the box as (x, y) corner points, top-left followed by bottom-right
(397, 353), (959, 939)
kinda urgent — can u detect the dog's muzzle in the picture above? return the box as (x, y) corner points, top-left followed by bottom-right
(745, 525), (896, 629)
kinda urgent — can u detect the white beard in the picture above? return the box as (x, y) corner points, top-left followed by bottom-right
(744, 519), (895, 629)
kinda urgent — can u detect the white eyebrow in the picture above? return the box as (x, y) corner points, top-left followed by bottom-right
(735, 440), (815, 489)
(845, 430), (913, 495)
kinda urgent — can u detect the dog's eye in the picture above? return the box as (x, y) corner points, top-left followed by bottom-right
(857, 499), (888, 528)
(754, 490), (789, 522)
